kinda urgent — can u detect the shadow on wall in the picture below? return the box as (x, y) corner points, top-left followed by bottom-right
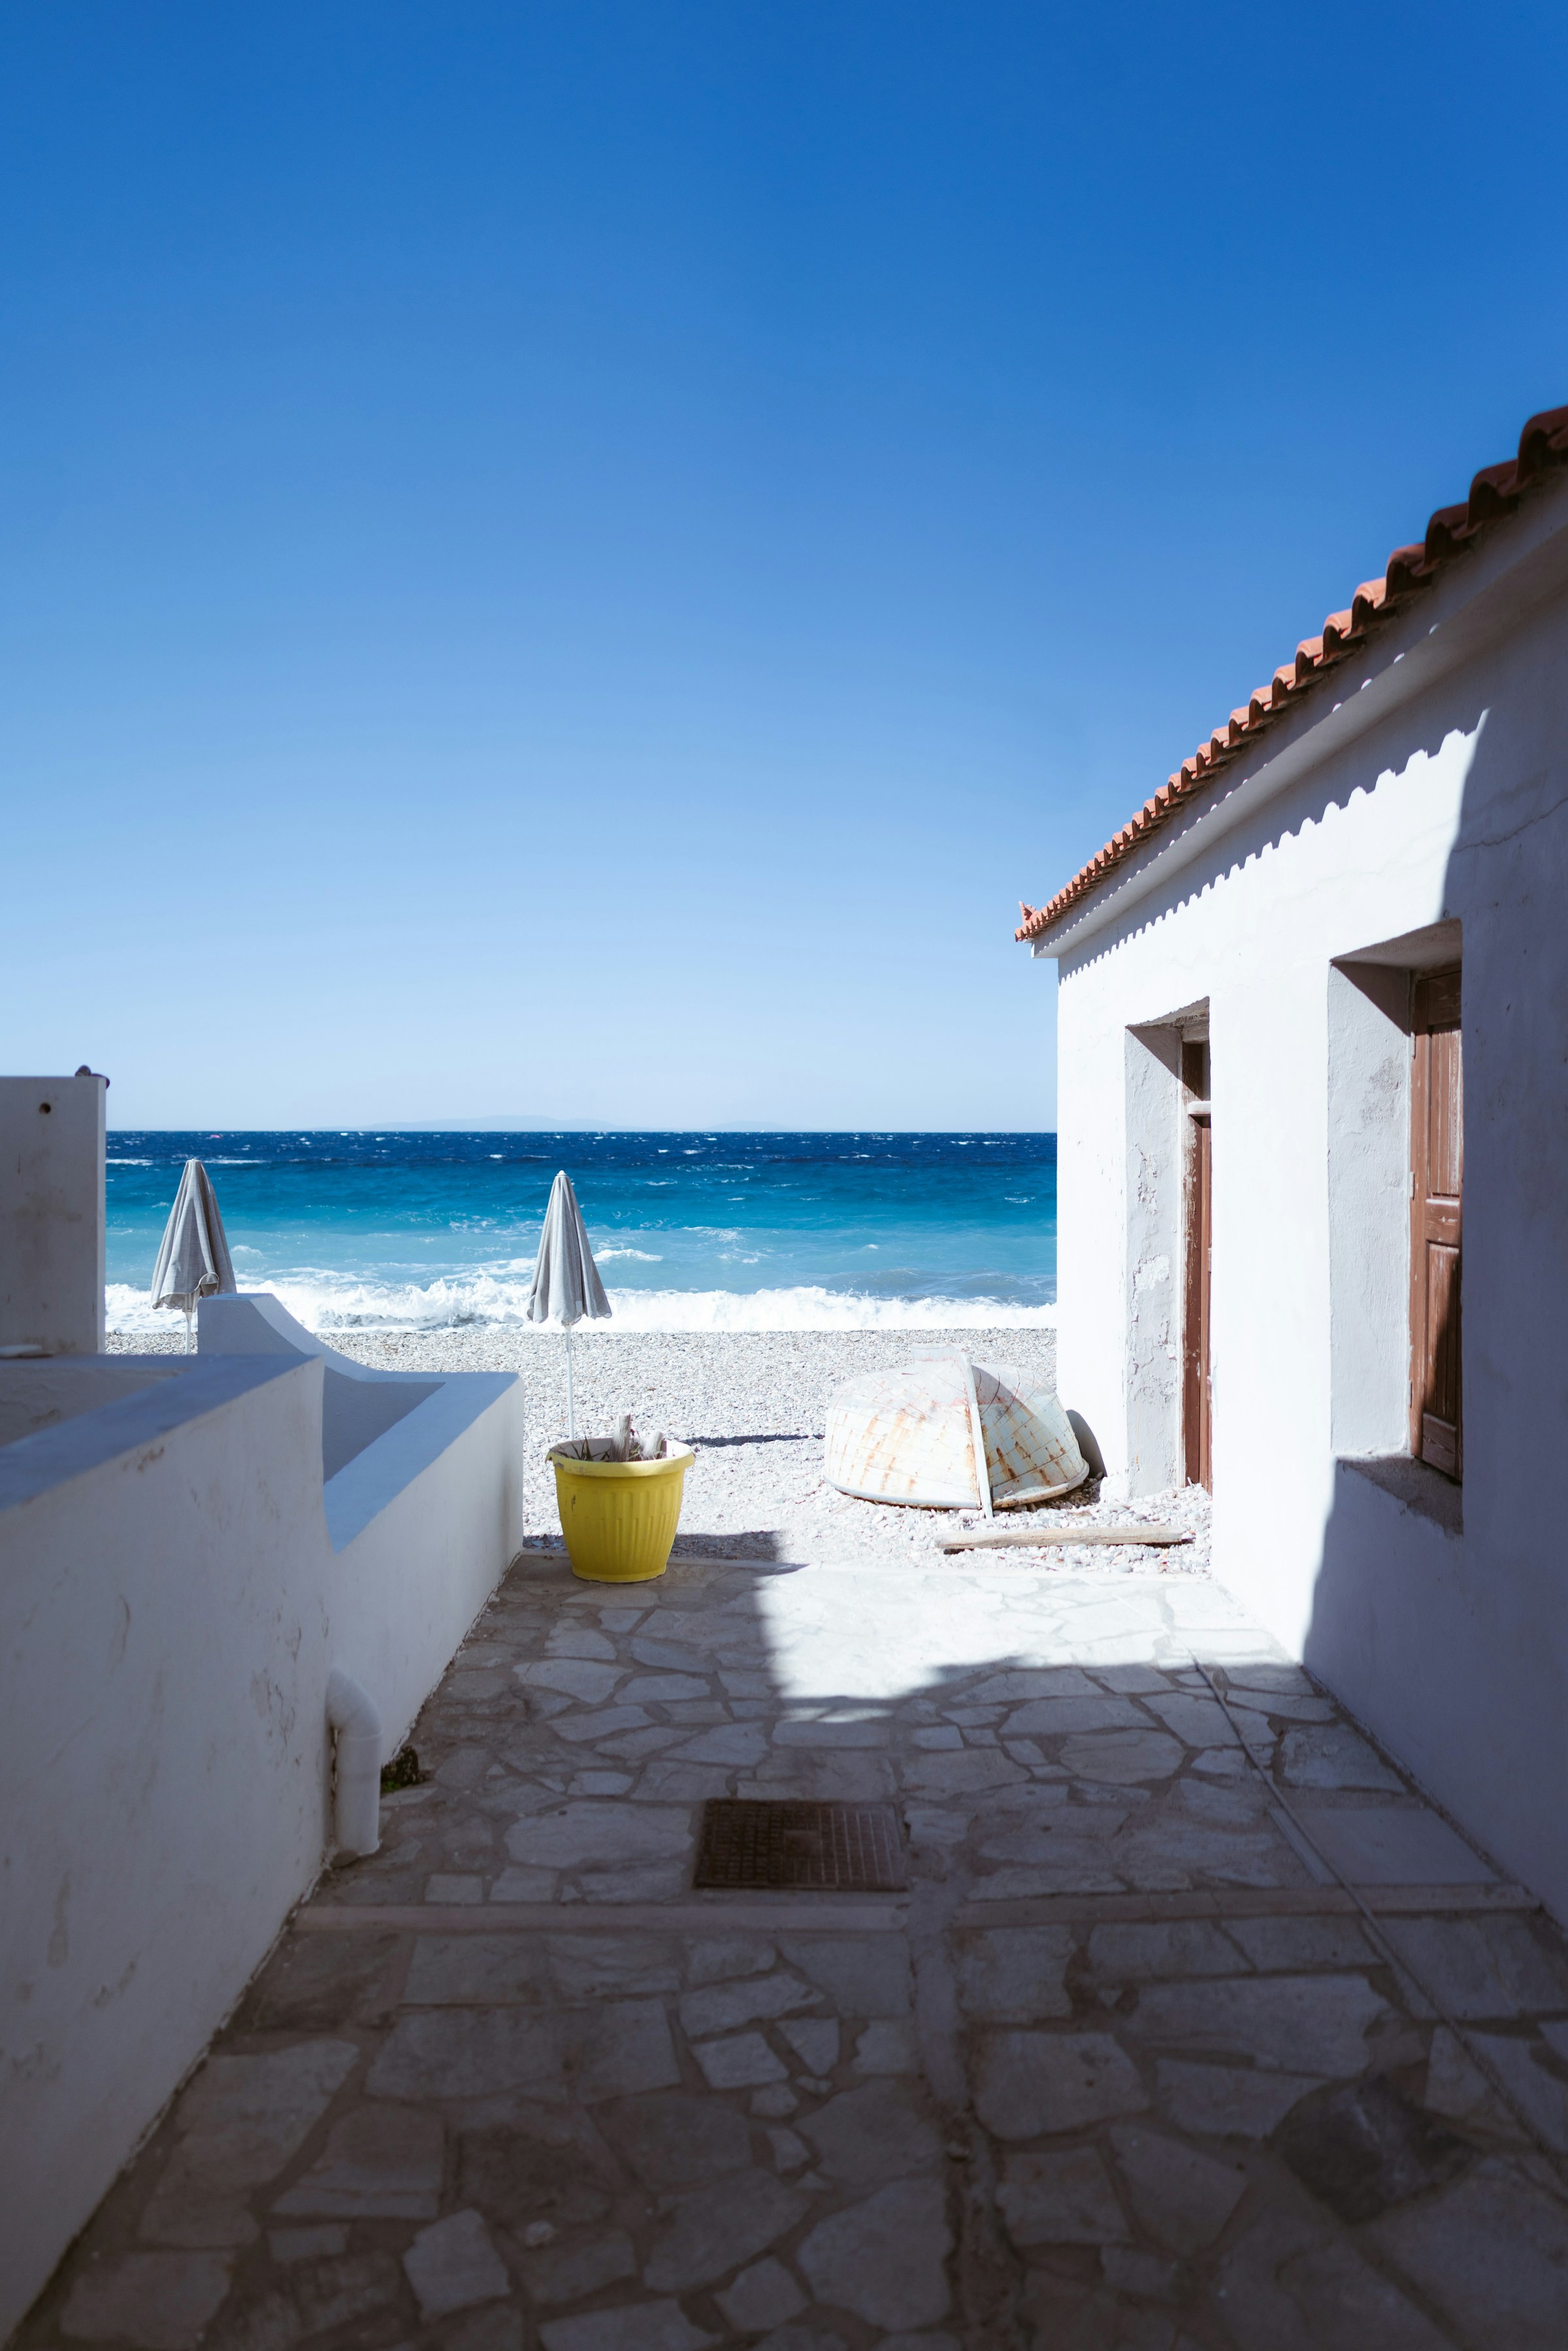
(1303, 643), (1568, 1920)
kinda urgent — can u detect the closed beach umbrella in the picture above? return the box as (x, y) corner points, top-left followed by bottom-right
(527, 1171), (611, 1438)
(150, 1159), (238, 1350)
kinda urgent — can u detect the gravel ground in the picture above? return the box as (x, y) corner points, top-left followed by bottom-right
(112, 1321), (1209, 1575)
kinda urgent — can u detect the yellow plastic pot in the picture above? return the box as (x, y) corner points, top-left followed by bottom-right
(549, 1444), (694, 1583)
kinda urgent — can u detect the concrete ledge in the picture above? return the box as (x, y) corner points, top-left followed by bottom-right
(325, 1370), (517, 1552)
(1340, 1451), (1463, 1535)
(0, 1355), (302, 1511)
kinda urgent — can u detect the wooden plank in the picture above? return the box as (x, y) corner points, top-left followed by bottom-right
(938, 1524), (1190, 1552)
(298, 1899), (907, 1936)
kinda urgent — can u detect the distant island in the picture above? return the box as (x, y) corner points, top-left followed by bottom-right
(391, 1117), (600, 1131)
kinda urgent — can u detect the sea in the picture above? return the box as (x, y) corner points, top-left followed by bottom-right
(105, 1131), (1057, 1336)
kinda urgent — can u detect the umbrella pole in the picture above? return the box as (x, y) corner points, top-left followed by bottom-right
(185, 1306), (194, 1356)
(566, 1326), (575, 1441)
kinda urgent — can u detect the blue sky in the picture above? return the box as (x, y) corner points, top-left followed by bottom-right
(3, 3), (1565, 1130)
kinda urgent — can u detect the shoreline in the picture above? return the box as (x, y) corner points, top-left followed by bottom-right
(107, 1320), (1209, 1575)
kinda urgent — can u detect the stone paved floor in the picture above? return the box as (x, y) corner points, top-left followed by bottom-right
(25, 1550), (1568, 2351)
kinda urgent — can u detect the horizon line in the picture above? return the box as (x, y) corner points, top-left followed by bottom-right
(105, 1122), (1059, 1137)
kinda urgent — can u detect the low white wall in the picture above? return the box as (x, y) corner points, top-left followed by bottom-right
(0, 1357), (182, 1447)
(0, 1323), (525, 2337)
(1039, 478), (1568, 1919)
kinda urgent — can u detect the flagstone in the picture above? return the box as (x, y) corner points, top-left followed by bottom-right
(798, 2082), (943, 2187)
(1377, 1915), (1568, 2020)
(642, 2169), (808, 2292)
(781, 2018), (840, 2073)
(267, 2226), (348, 2265)
(61, 2254), (235, 2348)
(538, 2305), (717, 2351)
(851, 2018), (917, 2073)
(550, 1707), (655, 1743)
(404, 1935), (551, 2005)
(995, 2148), (1128, 2245)
(781, 1937), (913, 2016)
(1057, 1729), (1186, 1783)
(670, 1722), (771, 1766)
(1109, 2123), (1247, 2250)
(975, 2030), (1151, 2137)
(715, 2256), (807, 2331)
(1126, 1975), (1386, 2076)
(367, 2009), (569, 2103)
(138, 2041), (360, 2244)
(1154, 2060), (1323, 2141)
(518, 1660), (625, 1703)
(621, 1674), (713, 1703)
(615, 2093), (755, 2185)
(687, 1935), (777, 1984)
(1277, 1726), (1405, 1791)
(504, 1801), (691, 1869)
(273, 2105), (444, 2219)
(402, 2209), (510, 2318)
(694, 2031), (789, 2088)
(1140, 1692), (1241, 1747)
(576, 1999), (682, 2100)
(798, 2178), (951, 2331)
(520, 2231), (637, 2305)
(1085, 1922), (1247, 1981)
(547, 1628), (619, 1662)
(954, 1926), (1073, 2020)
(681, 1971), (819, 2037)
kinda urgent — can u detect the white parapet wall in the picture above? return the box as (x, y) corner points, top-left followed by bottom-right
(0, 1311), (524, 2338)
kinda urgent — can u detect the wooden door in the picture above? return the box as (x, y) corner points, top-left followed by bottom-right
(1182, 1041), (1212, 1490)
(1411, 966), (1463, 1479)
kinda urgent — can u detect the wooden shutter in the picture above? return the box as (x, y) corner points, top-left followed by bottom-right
(1410, 966), (1462, 1480)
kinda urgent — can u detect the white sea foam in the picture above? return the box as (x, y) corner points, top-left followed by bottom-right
(106, 1277), (1054, 1337)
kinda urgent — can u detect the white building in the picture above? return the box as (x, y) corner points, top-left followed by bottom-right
(1019, 404), (1568, 1918)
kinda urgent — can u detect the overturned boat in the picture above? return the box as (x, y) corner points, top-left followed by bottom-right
(823, 1351), (1089, 1515)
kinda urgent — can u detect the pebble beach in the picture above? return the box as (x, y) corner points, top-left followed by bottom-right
(112, 1321), (1211, 1573)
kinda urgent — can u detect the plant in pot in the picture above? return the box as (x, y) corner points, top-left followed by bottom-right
(549, 1413), (695, 1583)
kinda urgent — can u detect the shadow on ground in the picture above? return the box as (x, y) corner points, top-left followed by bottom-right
(24, 1549), (1568, 2351)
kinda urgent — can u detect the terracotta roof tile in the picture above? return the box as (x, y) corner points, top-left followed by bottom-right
(1016, 404), (1568, 942)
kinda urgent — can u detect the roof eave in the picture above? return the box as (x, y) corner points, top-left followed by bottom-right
(1022, 468), (1568, 963)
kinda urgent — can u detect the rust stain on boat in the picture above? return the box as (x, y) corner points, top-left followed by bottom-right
(823, 1351), (1088, 1510)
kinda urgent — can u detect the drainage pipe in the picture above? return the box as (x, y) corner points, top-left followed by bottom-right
(325, 1668), (382, 1856)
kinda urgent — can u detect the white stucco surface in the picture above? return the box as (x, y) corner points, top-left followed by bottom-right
(1032, 473), (1568, 1923)
(0, 1307), (524, 2336)
(0, 1074), (107, 1355)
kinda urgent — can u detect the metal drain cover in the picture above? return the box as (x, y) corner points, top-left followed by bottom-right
(694, 1800), (907, 1892)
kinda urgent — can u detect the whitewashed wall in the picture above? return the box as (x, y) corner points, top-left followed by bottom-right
(0, 1074), (106, 1355)
(0, 1338), (524, 2337)
(1038, 478), (1568, 1920)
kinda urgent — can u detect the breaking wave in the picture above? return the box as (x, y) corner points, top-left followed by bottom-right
(106, 1276), (1055, 1337)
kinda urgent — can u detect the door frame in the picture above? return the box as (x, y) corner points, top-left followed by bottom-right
(1182, 1038), (1212, 1490)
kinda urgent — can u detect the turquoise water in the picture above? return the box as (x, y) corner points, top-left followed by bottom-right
(106, 1130), (1056, 1333)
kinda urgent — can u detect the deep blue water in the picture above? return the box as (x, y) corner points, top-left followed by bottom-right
(106, 1131), (1056, 1332)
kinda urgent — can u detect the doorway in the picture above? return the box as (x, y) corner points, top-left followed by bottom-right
(1183, 1038), (1212, 1490)
(1410, 964), (1463, 1479)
